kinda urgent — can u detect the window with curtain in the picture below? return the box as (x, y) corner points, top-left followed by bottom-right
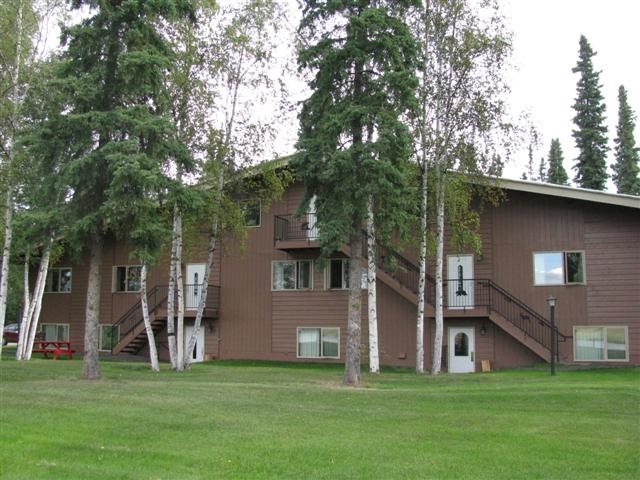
(574, 326), (628, 361)
(113, 266), (142, 292)
(39, 323), (69, 341)
(297, 327), (340, 358)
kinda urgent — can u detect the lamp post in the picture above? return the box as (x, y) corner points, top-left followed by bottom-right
(547, 296), (557, 376)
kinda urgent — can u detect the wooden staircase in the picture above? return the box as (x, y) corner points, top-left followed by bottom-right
(110, 285), (220, 356)
(373, 245), (567, 362)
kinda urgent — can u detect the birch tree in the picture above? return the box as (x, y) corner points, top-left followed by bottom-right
(179, 0), (295, 370)
(411, 0), (513, 374)
(295, 0), (418, 386)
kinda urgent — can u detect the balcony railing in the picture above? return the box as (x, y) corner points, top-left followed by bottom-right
(274, 214), (319, 242)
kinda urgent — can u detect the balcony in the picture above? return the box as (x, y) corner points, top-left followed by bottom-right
(274, 214), (320, 250)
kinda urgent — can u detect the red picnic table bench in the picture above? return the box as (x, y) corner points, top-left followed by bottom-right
(32, 340), (76, 360)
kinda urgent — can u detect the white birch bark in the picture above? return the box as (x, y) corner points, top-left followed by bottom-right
(16, 240), (52, 360)
(183, 170), (223, 369)
(416, 168), (428, 373)
(16, 254), (30, 358)
(175, 208), (186, 371)
(367, 196), (379, 374)
(432, 163), (445, 375)
(166, 202), (180, 369)
(140, 263), (160, 372)
(0, 0), (25, 359)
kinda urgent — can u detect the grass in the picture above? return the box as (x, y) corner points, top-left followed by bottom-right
(0, 352), (638, 480)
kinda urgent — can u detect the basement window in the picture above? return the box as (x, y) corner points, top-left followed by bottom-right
(533, 251), (585, 285)
(574, 326), (628, 361)
(39, 323), (69, 341)
(99, 324), (119, 351)
(297, 327), (339, 358)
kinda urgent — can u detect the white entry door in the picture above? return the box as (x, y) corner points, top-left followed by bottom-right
(186, 263), (206, 309)
(185, 325), (205, 363)
(447, 255), (474, 309)
(448, 327), (475, 373)
(307, 195), (319, 239)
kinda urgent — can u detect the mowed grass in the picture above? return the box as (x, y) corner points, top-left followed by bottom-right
(0, 353), (638, 480)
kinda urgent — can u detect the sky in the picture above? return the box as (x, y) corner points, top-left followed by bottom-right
(501, 0), (640, 189)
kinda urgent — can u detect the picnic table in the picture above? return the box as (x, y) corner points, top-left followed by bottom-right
(32, 340), (76, 360)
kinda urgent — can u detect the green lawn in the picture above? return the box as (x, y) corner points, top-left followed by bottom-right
(1, 353), (638, 479)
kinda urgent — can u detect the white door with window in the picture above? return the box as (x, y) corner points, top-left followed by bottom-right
(448, 327), (475, 373)
(447, 255), (474, 309)
(185, 325), (205, 363)
(307, 195), (318, 239)
(186, 263), (206, 309)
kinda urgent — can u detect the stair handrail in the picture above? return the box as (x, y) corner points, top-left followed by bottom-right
(111, 285), (169, 349)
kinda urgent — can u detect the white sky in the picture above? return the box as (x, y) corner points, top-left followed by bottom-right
(502, 0), (640, 189)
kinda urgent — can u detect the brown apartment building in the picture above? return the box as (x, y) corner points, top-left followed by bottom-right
(38, 178), (640, 372)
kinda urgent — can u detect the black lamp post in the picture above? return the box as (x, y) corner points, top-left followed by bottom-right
(547, 296), (557, 376)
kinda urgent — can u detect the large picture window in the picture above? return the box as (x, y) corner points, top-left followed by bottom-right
(574, 326), (628, 361)
(272, 260), (312, 290)
(45, 268), (72, 293)
(297, 327), (339, 358)
(533, 251), (585, 285)
(113, 266), (142, 292)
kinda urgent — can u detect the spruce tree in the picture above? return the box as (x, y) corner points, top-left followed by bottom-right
(612, 85), (640, 195)
(546, 138), (569, 185)
(571, 35), (609, 190)
(295, 0), (418, 386)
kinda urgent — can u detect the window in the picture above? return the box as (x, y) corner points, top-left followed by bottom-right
(297, 327), (339, 358)
(327, 259), (367, 289)
(39, 323), (69, 341)
(99, 324), (118, 351)
(272, 260), (312, 290)
(241, 201), (261, 227)
(574, 326), (628, 361)
(45, 268), (72, 293)
(533, 251), (585, 285)
(113, 266), (142, 292)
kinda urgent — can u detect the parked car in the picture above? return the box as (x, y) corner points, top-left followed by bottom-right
(3, 323), (19, 345)
(2, 323), (44, 345)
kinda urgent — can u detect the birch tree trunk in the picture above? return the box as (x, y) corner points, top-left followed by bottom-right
(17, 240), (52, 360)
(16, 254), (30, 359)
(344, 226), (364, 386)
(140, 263), (160, 372)
(367, 196), (379, 374)
(416, 167), (428, 373)
(432, 163), (446, 375)
(184, 170), (224, 369)
(82, 236), (103, 380)
(166, 203), (180, 369)
(0, 0), (25, 359)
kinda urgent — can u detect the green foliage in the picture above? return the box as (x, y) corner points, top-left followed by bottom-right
(571, 35), (609, 190)
(295, 0), (419, 257)
(1, 359), (638, 479)
(20, 0), (196, 262)
(612, 85), (640, 195)
(547, 138), (569, 186)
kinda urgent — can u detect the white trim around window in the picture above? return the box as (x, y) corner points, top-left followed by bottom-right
(573, 326), (628, 362)
(297, 327), (340, 359)
(39, 323), (70, 341)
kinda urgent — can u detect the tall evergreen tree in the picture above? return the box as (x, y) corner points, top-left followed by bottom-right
(295, 0), (418, 386)
(23, 0), (195, 378)
(612, 85), (640, 195)
(546, 138), (569, 185)
(571, 35), (609, 190)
